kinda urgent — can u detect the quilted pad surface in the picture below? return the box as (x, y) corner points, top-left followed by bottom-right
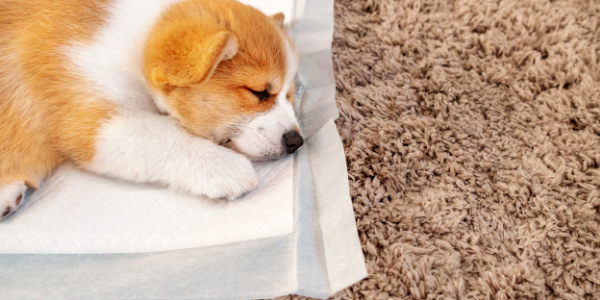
(0, 159), (293, 254)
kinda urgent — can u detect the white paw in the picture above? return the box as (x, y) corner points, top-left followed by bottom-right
(190, 149), (258, 200)
(0, 182), (27, 221)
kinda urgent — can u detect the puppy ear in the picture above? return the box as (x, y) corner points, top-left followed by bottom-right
(269, 12), (285, 29)
(146, 25), (238, 89)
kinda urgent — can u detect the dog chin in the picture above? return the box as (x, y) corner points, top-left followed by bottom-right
(246, 152), (288, 162)
(222, 140), (287, 162)
(237, 148), (289, 162)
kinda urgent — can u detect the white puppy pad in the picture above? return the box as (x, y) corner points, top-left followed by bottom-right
(0, 159), (292, 254)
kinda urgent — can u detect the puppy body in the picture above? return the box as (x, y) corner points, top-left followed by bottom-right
(0, 0), (301, 219)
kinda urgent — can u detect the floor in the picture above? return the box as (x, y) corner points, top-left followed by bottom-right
(281, 0), (600, 298)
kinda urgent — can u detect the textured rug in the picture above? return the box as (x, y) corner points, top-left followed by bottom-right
(277, 0), (600, 299)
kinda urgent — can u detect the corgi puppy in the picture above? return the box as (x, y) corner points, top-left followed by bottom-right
(0, 0), (303, 220)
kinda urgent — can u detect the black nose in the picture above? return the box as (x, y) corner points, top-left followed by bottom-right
(283, 131), (304, 154)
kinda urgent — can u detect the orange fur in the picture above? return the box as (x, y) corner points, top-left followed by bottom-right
(0, 0), (115, 187)
(0, 0), (295, 187)
(144, 0), (290, 140)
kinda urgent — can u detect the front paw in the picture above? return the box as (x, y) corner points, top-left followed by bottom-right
(195, 150), (258, 200)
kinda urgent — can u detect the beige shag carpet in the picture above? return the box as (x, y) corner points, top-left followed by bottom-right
(279, 0), (600, 299)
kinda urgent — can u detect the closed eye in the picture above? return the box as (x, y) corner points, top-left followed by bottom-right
(249, 89), (270, 101)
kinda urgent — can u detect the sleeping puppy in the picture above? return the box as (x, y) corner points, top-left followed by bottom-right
(0, 0), (303, 220)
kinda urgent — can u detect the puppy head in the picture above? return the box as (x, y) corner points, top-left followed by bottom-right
(144, 0), (302, 160)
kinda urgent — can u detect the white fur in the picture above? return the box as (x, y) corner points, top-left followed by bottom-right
(88, 112), (258, 199)
(231, 33), (300, 159)
(0, 182), (27, 220)
(66, 0), (182, 113)
(65, 0), (295, 199)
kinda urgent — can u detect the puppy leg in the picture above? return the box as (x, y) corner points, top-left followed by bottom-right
(0, 114), (60, 221)
(79, 111), (258, 199)
(0, 182), (28, 221)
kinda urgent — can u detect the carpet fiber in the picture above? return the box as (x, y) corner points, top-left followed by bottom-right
(281, 0), (600, 299)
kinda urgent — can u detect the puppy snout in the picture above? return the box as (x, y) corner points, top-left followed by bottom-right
(283, 131), (304, 154)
